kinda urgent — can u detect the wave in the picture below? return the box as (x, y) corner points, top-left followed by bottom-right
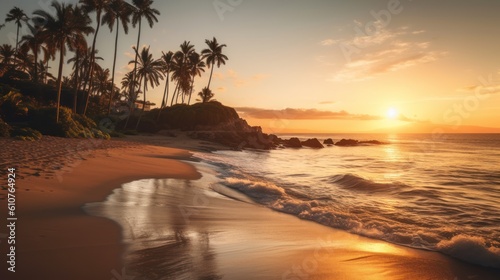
(437, 235), (500, 268)
(326, 173), (409, 193)
(219, 175), (500, 269)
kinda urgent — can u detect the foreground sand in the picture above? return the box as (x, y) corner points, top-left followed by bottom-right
(1, 134), (499, 279)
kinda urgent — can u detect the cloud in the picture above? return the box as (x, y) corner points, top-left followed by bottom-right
(457, 73), (500, 96)
(216, 86), (227, 93)
(235, 107), (382, 121)
(322, 21), (445, 82)
(397, 114), (420, 122)
(214, 70), (268, 88)
(251, 73), (270, 81)
(319, 101), (336, 105)
(320, 39), (338, 46)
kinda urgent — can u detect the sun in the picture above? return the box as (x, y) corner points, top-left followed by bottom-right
(386, 107), (398, 119)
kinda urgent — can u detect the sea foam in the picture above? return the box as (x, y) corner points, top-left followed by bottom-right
(437, 235), (500, 268)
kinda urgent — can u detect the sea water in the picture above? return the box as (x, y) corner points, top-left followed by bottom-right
(196, 133), (500, 268)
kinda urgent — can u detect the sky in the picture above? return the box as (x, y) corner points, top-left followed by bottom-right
(1, 0), (500, 133)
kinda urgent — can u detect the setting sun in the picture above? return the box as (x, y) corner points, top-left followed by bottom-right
(386, 107), (398, 119)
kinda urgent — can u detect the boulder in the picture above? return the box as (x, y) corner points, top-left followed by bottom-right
(301, 138), (324, 148)
(335, 139), (359, 146)
(323, 138), (334, 145)
(359, 140), (384, 145)
(284, 137), (302, 148)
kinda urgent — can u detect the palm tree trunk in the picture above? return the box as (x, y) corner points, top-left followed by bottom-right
(124, 19), (142, 129)
(33, 44), (38, 83)
(72, 51), (80, 113)
(107, 19), (120, 115)
(130, 19), (141, 111)
(175, 88), (181, 104)
(170, 82), (179, 106)
(45, 59), (49, 84)
(135, 78), (146, 130)
(187, 76), (195, 105)
(14, 24), (20, 68)
(56, 39), (65, 123)
(83, 14), (102, 116)
(157, 72), (169, 120)
(207, 62), (215, 90)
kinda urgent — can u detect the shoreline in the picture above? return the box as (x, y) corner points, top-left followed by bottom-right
(1, 134), (499, 279)
(1, 135), (201, 280)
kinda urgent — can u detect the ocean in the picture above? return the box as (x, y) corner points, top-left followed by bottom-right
(84, 133), (500, 274)
(196, 133), (500, 268)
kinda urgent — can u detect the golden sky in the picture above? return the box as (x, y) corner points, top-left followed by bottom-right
(2, 0), (500, 133)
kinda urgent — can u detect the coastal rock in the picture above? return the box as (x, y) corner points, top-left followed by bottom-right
(301, 138), (324, 148)
(188, 130), (277, 150)
(323, 138), (334, 145)
(335, 139), (359, 146)
(359, 140), (384, 145)
(284, 137), (302, 148)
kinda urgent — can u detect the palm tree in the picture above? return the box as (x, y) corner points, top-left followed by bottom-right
(37, 60), (55, 84)
(201, 37), (228, 90)
(129, 46), (163, 129)
(102, 0), (133, 115)
(41, 45), (56, 84)
(170, 41), (194, 105)
(187, 52), (205, 105)
(0, 44), (15, 65)
(5, 7), (28, 62)
(80, 0), (111, 115)
(67, 32), (88, 113)
(14, 48), (34, 77)
(197, 87), (215, 103)
(130, 0), (160, 112)
(20, 21), (45, 82)
(34, 1), (94, 122)
(157, 50), (173, 120)
(93, 66), (112, 102)
(120, 70), (140, 103)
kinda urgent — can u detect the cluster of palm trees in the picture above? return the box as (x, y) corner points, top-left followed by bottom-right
(0, 0), (228, 125)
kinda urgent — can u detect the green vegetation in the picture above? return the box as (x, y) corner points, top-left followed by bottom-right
(0, 118), (10, 137)
(153, 101), (238, 130)
(29, 107), (109, 139)
(0, 1), (229, 140)
(12, 127), (42, 141)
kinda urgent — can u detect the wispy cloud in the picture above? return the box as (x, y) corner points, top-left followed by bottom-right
(321, 21), (445, 82)
(319, 101), (336, 105)
(214, 70), (269, 88)
(458, 84), (500, 96)
(235, 107), (382, 121)
(319, 39), (338, 46)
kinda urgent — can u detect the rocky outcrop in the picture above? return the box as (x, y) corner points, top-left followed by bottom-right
(323, 138), (334, 145)
(155, 102), (240, 130)
(188, 130), (277, 150)
(359, 140), (384, 145)
(335, 139), (359, 146)
(301, 138), (324, 148)
(283, 137), (302, 148)
(335, 138), (385, 146)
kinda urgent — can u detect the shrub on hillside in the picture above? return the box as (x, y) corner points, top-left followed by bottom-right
(11, 127), (42, 141)
(117, 114), (159, 133)
(29, 107), (110, 139)
(0, 91), (30, 123)
(155, 101), (239, 130)
(0, 118), (10, 137)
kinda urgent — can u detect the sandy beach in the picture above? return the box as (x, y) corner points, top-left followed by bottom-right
(1, 135), (500, 280)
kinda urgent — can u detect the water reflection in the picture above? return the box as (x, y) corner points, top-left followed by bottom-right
(85, 178), (223, 280)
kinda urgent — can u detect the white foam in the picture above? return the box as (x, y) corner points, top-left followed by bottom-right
(437, 234), (500, 268)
